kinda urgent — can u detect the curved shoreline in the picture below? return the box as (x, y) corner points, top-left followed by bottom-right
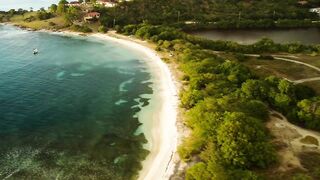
(0, 23), (180, 179)
(91, 33), (179, 180)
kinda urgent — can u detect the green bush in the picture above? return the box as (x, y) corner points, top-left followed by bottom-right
(48, 22), (56, 26)
(98, 25), (108, 33)
(234, 53), (248, 62)
(186, 162), (218, 180)
(71, 25), (92, 33)
(36, 11), (53, 20)
(24, 16), (36, 22)
(178, 134), (204, 161)
(216, 112), (276, 168)
(180, 89), (203, 109)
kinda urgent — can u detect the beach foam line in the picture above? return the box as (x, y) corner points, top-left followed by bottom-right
(91, 33), (179, 180)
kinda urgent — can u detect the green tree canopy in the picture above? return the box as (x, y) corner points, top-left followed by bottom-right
(49, 4), (58, 13)
(217, 112), (275, 168)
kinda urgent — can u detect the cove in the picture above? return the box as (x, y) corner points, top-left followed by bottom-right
(0, 25), (156, 179)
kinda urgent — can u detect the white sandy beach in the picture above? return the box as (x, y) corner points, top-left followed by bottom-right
(91, 33), (179, 180)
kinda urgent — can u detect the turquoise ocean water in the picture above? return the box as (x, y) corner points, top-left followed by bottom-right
(0, 25), (154, 179)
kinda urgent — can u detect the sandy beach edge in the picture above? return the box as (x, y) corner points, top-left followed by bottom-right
(91, 32), (180, 180)
(90, 32), (181, 180)
(49, 28), (181, 179)
(0, 23), (182, 180)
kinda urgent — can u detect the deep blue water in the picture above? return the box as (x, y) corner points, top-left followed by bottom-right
(0, 25), (152, 179)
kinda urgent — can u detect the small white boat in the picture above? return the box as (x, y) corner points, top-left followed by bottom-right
(33, 48), (39, 55)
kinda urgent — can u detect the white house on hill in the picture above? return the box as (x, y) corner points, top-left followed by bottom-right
(97, 0), (117, 8)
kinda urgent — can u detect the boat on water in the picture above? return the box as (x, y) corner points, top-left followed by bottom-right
(33, 48), (39, 55)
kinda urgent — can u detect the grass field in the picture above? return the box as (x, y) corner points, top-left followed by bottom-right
(277, 53), (320, 68)
(242, 57), (320, 95)
(9, 12), (67, 30)
(217, 52), (320, 81)
(239, 56), (320, 80)
(8, 12), (101, 32)
(215, 52), (320, 95)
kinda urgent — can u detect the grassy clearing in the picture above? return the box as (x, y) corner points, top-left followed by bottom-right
(9, 12), (37, 21)
(240, 56), (320, 80)
(216, 52), (320, 81)
(16, 17), (66, 30)
(259, 168), (310, 180)
(277, 53), (320, 68)
(9, 12), (67, 30)
(9, 12), (101, 32)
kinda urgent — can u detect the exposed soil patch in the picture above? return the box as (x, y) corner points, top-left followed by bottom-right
(265, 111), (320, 179)
(298, 152), (320, 179)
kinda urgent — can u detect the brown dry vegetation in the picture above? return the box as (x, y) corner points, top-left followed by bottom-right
(262, 111), (320, 179)
(242, 57), (320, 80)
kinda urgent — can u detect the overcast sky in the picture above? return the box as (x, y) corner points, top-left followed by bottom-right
(0, 0), (60, 11)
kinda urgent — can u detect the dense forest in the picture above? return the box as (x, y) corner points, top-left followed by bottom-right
(96, 0), (320, 29)
(117, 24), (320, 179)
(3, 0), (320, 29)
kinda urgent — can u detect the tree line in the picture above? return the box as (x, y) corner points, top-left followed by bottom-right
(116, 23), (320, 179)
(95, 0), (320, 29)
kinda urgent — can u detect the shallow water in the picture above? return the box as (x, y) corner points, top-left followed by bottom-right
(191, 28), (320, 45)
(0, 25), (154, 179)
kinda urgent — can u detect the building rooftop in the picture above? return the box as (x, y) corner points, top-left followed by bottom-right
(86, 12), (100, 17)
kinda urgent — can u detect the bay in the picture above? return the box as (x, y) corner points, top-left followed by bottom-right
(0, 25), (154, 179)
